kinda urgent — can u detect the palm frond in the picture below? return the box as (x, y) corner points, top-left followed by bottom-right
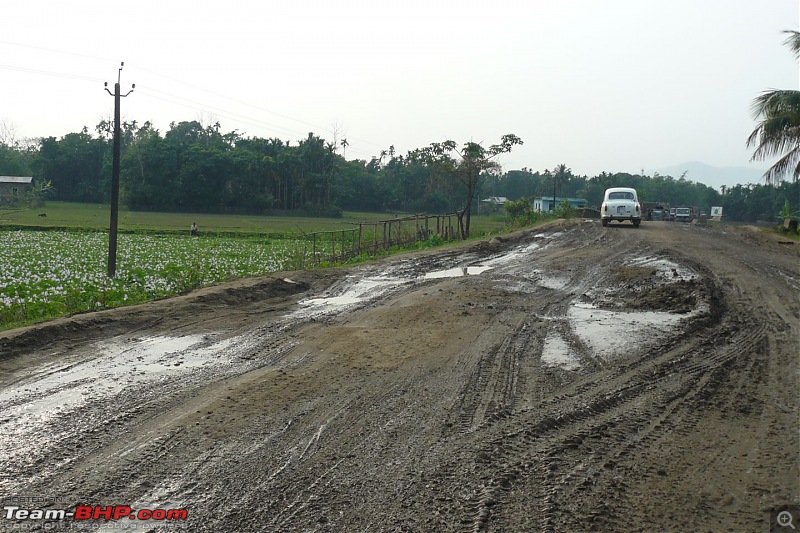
(748, 125), (800, 156)
(750, 90), (800, 119)
(783, 30), (800, 60)
(747, 30), (800, 184)
(761, 144), (800, 184)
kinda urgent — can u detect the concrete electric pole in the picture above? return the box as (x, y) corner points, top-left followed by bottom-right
(104, 62), (134, 278)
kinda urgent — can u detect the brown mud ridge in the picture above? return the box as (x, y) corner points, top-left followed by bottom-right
(1, 220), (798, 532)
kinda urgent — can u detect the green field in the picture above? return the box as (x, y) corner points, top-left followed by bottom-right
(0, 230), (310, 329)
(0, 202), (509, 236)
(0, 203), (513, 330)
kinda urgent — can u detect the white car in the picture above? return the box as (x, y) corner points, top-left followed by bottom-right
(601, 187), (641, 227)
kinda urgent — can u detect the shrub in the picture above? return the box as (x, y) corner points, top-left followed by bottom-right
(555, 200), (574, 219)
(504, 198), (539, 226)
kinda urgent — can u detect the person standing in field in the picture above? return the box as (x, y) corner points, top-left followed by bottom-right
(191, 222), (198, 236)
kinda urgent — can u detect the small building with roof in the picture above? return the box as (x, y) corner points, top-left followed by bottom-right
(0, 176), (33, 204)
(532, 196), (588, 213)
(480, 196), (509, 213)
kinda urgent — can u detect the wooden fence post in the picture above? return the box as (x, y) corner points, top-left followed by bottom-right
(300, 211), (464, 266)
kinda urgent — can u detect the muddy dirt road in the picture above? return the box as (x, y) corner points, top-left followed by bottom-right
(1, 220), (798, 532)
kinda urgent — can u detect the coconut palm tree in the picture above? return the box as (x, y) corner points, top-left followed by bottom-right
(747, 30), (800, 185)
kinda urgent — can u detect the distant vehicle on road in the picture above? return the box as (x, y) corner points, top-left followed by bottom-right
(601, 187), (641, 227)
(669, 208), (676, 221)
(642, 201), (669, 221)
(674, 207), (692, 223)
(651, 206), (667, 221)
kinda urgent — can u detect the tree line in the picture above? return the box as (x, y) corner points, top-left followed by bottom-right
(0, 119), (797, 224)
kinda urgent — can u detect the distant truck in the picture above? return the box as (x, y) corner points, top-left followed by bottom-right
(674, 207), (692, 223)
(641, 201), (669, 221)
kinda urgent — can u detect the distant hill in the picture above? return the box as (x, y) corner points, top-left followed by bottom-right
(653, 161), (766, 190)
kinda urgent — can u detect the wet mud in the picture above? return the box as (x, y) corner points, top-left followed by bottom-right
(1, 220), (798, 532)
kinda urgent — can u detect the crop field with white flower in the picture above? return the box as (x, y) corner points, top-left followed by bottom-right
(0, 230), (307, 329)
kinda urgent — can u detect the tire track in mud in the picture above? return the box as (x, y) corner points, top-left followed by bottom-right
(439, 233), (711, 530)
(455, 311), (528, 433)
(260, 383), (406, 531)
(452, 235), (642, 437)
(2, 221), (797, 532)
(185, 374), (424, 532)
(424, 236), (680, 530)
(0, 319), (308, 504)
(458, 256), (775, 532)
(465, 321), (765, 532)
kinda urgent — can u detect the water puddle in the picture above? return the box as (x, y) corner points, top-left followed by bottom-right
(0, 333), (237, 465)
(0, 335), (207, 419)
(295, 248), (532, 316)
(534, 269), (570, 290)
(423, 266), (493, 279)
(534, 231), (564, 240)
(480, 242), (542, 269)
(541, 332), (581, 370)
(568, 303), (686, 361)
(628, 256), (696, 282)
(295, 275), (409, 317)
(293, 232), (555, 316)
(301, 294), (363, 307)
(112, 335), (237, 376)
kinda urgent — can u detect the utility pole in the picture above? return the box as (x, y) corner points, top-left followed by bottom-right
(104, 62), (134, 278)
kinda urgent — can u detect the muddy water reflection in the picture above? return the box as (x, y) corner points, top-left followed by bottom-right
(541, 332), (581, 370)
(568, 303), (686, 361)
(0, 334), (234, 466)
(423, 266), (493, 279)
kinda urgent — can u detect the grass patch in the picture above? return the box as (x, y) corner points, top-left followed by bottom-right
(0, 202), (510, 239)
(0, 202), (403, 236)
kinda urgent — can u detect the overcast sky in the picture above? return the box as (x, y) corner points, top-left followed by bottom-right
(1, 0), (798, 188)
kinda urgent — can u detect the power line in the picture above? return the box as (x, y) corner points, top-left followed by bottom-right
(0, 39), (118, 63)
(130, 64), (333, 133)
(134, 88), (375, 159)
(126, 63), (389, 152)
(0, 63), (104, 83)
(0, 39), (389, 158)
(135, 88), (305, 137)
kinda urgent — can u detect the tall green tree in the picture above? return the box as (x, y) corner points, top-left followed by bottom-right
(0, 143), (30, 176)
(422, 134), (522, 237)
(747, 30), (800, 185)
(37, 129), (107, 202)
(549, 164), (574, 205)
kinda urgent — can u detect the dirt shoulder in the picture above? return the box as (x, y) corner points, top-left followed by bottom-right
(0, 219), (798, 532)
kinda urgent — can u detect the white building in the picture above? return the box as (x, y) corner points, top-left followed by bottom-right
(532, 196), (588, 213)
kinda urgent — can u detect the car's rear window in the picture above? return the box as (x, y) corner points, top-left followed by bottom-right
(608, 191), (634, 200)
